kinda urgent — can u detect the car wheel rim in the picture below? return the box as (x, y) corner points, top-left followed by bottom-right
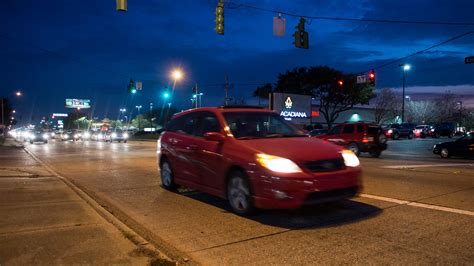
(441, 148), (448, 158)
(161, 162), (172, 186)
(229, 177), (249, 211)
(348, 144), (358, 154)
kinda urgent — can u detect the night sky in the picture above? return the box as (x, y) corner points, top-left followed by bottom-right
(1, 0), (473, 124)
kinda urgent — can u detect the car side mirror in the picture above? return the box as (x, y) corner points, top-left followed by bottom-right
(204, 132), (225, 142)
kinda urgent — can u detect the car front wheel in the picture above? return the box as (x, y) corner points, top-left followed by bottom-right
(227, 171), (254, 216)
(160, 159), (178, 191)
(440, 148), (450, 158)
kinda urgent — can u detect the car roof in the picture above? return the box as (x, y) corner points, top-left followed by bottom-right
(172, 106), (275, 119)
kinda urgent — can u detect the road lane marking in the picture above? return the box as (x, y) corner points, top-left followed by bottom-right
(360, 194), (474, 217)
(381, 163), (474, 169)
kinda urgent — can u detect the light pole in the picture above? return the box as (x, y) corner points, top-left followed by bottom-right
(399, 64), (410, 123)
(1, 91), (22, 126)
(135, 105), (142, 131)
(457, 101), (463, 130)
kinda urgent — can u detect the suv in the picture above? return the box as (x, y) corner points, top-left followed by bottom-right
(429, 123), (455, 138)
(157, 107), (361, 215)
(414, 125), (431, 138)
(385, 123), (416, 140)
(315, 122), (387, 157)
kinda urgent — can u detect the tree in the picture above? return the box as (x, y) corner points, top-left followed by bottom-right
(253, 83), (273, 105)
(73, 117), (91, 130)
(110, 120), (123, 129)
(406, 100), (437, 124)
(0, 97), (15, 127)
(373, 88), (400, 124)
(64, 111), (89, 129)
(433, 92), (459, 122)
(275, 66), (375, 129)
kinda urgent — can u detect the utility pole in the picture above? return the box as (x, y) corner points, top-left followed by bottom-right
(224, 75), (229, 106)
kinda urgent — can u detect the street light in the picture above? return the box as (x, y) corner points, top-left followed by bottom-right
(15, 91), (22, 97)
(399, 64), (411, 123)
(135, 105), (142, 113)
(171, 69), (183, 81)
(457, 101), (463, 129)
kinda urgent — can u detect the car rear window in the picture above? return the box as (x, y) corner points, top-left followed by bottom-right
(367, 126), (380, 135)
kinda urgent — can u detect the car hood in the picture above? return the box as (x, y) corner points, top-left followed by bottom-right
(436, 141), (454, 146)
(239, 137), (343, 163)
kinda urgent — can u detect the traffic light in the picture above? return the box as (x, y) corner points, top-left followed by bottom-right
(163, 92), (170, 99)
(127, 79), (136, 94)
(192, 86), (197, 94)
(292, 17), (309, 49)
(116, 0), (127, 11)
(215, 0), (224, 35)
(368, 70), (376, 86)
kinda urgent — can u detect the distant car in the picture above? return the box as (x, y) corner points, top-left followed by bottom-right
(429, 123), (455, 138)
(158, 106), (361, 215)
(60, 131), (73, 141)
(27, 130), (49, 144)
(104, 129), (129, 143)
(81, 130), (93, 140)
(307, 129), (328, 137)
(433, 133), (474, 158)
(91, 131), (106, 141)
(414, 125), (431, 138)
(384, 123), (416, 140)
(316, 122), (387, 157)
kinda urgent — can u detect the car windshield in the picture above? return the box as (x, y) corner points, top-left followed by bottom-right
(223, 112), (305, 139)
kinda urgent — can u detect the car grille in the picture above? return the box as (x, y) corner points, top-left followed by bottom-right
(303, 158), (345, 172)
(304, 186), (359, 205)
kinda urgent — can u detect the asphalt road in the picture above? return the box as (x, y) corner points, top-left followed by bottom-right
(24, 137), (474, 265)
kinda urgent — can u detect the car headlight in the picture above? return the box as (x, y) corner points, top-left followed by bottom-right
(84, 132), (91, 138)
(388, 129), (393, 134)
(74, 134), (79, 138)
(431, 129), (435, 132)
(111, 133), (117, 138)
(341, 150), (360, 167)
(42, 134), (48, 139)
(256, 153), (302, 173)
(123, 133), (129, 138)
(64, 134), (69, 139)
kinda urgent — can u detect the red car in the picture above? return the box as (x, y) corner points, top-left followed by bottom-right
(157, 106), (361, 215)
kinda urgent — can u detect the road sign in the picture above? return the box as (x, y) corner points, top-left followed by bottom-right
(357, 75), (367, 84)
(465, 56), (474, 64)
(136, 81), (143, 90)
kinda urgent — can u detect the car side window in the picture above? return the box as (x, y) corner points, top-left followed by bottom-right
(329, 125), (342, 135)
(167, 114), (196, 135)
(195, 112), (221, 137)
(342, 125), (355, 134)
(357, 125), (364, 133)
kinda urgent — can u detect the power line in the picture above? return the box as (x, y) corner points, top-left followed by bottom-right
(226, 1), (474, 26)
(369, 30), (474, 71)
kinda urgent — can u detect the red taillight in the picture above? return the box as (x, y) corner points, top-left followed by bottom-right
(362, 137), (369, 143)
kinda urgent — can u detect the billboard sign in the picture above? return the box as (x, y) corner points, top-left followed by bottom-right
(65, 99), (91, 109)
(271, 92), (311, 124)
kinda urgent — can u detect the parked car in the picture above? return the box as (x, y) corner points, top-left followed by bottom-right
(414, 125), (431, 138)
(384, 123), (416, 139)
(316, 122), (387, 157)
(157, 106), (361, 215)
(433, 133), (474, 158)
(307, 129), (327, 137)
(429, 123), (455, 138)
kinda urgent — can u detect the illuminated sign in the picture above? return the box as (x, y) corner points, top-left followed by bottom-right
(271, 93), (311, 124)
(65, 99), (91, 109)
(52, 113), (68, 117)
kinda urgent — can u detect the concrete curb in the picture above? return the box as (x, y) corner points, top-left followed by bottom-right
(22, 146), (176, 265)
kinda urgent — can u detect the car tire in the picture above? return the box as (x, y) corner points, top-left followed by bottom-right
(44, 140), (48, 144)
(369, 150), (382, 158)
(347, 142), (360, 156)
(408, 133), (414, 139)
(440, 148), (450, 158)
(377, 133), (387, 144)
(227, 171), (255, 216)
(160, 159), (178, 191)
(124, 140), (127, 143)
(392, 132), (400, 140)
(30, 140), (33, 144)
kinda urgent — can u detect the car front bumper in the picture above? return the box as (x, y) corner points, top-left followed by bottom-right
(249, 167), (361, 209)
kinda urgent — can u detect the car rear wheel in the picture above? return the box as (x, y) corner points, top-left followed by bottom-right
(227, 171), (255, 216)
(440, 148), (450, 158)
(347, 142), (360, 156)
(160, 159), (178, 191)
(392, 132), (400, 140)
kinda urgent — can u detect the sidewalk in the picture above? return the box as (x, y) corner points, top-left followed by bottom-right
(0, 138), (168, 265)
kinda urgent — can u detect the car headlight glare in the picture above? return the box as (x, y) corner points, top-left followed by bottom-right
(42, 134), (48, 139)
(84, 132), (91, 138)
(388, 129), (393, 134)
(123, 133), (129, 138)
(256, 154), (302, 173)
(111, 133), (117, 138)
(341, 150), (360, 167)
